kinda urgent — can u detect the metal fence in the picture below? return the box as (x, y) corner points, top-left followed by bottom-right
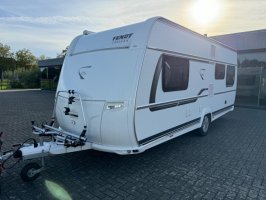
(0, 79), (10, 90)
(40, 79), (58, 90)
(0, 79), (40, 90)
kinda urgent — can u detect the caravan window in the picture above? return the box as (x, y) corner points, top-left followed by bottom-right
(162, 55), (189, 92)
(215, 64), (225, 79)
(226, 65), (235, 87)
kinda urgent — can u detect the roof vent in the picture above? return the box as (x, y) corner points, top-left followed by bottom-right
(83, 30), (93, 35)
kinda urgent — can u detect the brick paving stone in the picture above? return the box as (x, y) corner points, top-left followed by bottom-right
(1, 91), (266, 199)
(248, 189), (259, 198)
(215, 191), (227, 200)
(260, 189), (266, 198)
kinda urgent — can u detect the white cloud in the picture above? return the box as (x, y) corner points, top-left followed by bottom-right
(0, 0), (177, 57)
(0, 0), (265, 57)
(0, 16), (89, 25)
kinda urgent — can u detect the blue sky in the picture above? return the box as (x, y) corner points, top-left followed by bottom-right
(0, 0), (266, 58)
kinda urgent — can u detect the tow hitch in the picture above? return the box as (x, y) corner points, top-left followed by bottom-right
(0, 90), (91, 184)
(0, 132), (45, 183)
(0, 122), (91, 184)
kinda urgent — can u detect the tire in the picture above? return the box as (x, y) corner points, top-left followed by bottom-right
(20, 162), (41, 182)
(198, 115), (210, 136)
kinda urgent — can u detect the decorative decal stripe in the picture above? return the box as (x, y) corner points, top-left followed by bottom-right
(139, 89), (235, 111)
(214, 90), (236, 95)
(71, 46), (129, 56)
(213, 105), (234, 116)
(138, 118), (201, 145)
(197, 88), (208, 96)
(138, 105), (234, 146)
(138, 88), (235, 112)
(149, 97), (197, 111)
(137, 95), (208, 111)
(149, 55), (163, 106)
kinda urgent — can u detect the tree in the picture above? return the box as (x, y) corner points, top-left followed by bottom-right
(0, 43), (15, 80)
(38, 54), (50, 61)
(0, 43), (12, 57)
(15, 49), (37, 71)
(57, 46), (69, 58)
(240, 59), (266, 68)
(0, 57), (16, 71)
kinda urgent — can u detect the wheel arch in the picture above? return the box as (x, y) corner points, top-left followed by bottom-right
(200, 108), (212, 125)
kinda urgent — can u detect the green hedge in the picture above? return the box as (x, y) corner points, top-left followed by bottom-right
(0, 68), (41, 90)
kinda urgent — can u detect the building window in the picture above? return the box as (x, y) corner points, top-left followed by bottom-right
(162, 55), (189, 92)
(237, 75), (256, 86)
(226, 65), (235, 87)
(215, 64), (225, 80)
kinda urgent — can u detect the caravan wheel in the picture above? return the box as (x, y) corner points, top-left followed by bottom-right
(198, 115), (210, 136)
(20, 162), (41, 182)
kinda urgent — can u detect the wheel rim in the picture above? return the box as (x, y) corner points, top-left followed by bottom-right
(202, 116), (209, 133)
(27, 169), (36, 178)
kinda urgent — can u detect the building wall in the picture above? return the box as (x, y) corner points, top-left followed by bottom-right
(212, 29), (266, 108)
(38, 57), (63, 90)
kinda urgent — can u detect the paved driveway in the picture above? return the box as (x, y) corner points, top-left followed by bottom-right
(1, 90), (266, 200)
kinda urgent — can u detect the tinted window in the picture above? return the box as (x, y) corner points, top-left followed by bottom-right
(215, 64), (225, 80)
(162, 55), (189, 92)
(226, 65), (235, 87)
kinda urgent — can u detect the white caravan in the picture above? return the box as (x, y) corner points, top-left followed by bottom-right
(54, 16), (237, 154)
(2, 17), (237, 181)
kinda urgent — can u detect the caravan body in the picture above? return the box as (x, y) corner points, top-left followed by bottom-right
(55, 17), (237, 154)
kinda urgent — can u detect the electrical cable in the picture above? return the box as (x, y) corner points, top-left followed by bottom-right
(1, 138), (38, 170)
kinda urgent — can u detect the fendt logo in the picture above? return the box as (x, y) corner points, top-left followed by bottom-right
(112, 33), (133, 43)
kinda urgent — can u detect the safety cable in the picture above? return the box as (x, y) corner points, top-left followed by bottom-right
(1, 138), (38, 170)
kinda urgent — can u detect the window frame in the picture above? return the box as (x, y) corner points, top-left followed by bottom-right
(226, 65), (236, 87)
(161, 54), (189, 92)
(215, 63), (225, 80)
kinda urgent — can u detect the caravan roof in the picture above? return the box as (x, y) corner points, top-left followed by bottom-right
(68, 17), (236, 61)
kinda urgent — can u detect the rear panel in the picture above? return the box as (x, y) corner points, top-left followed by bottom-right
(56, 48), (142, 147)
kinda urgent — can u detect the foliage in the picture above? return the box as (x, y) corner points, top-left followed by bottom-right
(18, 67), (41, 88)
(0, 42), (47, 90)
(2, 69), (41, 90)
(10, 80), (23, 89)
(0, 42), (59, 90)
(0, 79), (11, 90)
(0, 43), (15, 79)
(15, 49), (37, 70)
(38, 54), (50, 61)
(57, 46), (69, 58)
(0, 57), (16, 73)
(240, 59), (266, 68)
(0, 43), (12, 57)
(41, 80), (57, 90)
